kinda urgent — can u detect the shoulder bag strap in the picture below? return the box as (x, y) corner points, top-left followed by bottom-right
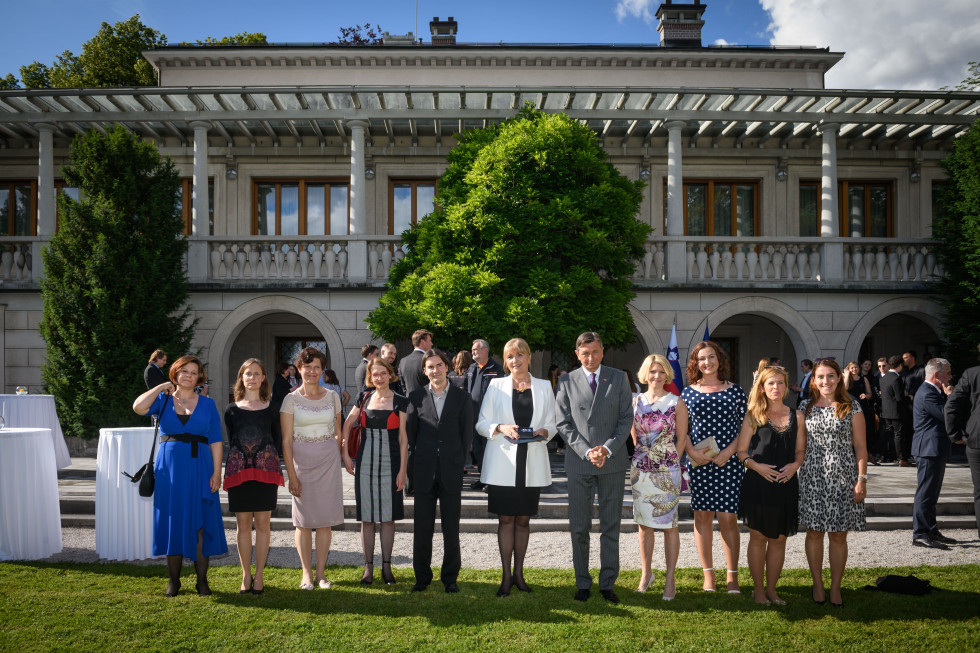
(147, 394), (171, 465)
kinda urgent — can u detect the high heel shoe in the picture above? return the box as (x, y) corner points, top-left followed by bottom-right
(702, 568), (716, 592)
(251, 577), (264, 595)
(513, 577), (532, 593)
(496, 580), (511, 598)
(196, 579), (212, 597)
(634, 571), (655, 593)
(381, 560), (396, 586)
(239, 576), (253, 594)
(726, 570), (741, 595)
(812, 587), (827, 605)
(165, 579), (181, 597)
(361, 562), (374, 586)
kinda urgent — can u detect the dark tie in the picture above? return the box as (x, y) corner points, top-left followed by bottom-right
(589, 372), (597, 394)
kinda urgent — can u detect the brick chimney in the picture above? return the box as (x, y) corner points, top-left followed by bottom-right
(430, 16), (457, 46)
(656, 1), (706, 47)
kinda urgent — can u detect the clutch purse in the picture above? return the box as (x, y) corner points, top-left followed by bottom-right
(689, 436), (720, 467)
(515, 427), (546, 444)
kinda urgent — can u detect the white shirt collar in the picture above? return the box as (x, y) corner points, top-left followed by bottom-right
(582, 365), (602, 380)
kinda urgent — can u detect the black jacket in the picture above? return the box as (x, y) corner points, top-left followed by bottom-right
(880, 370), (906, 420)
(144, 363), (168, 390)
(946, 365), (980, 447)
(405, 384), (473, 495)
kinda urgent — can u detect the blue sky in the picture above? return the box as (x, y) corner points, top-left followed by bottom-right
(2, 0), (978, 90)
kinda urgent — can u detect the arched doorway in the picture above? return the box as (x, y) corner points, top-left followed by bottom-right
(844, 297), (943, 365)
(207, 296), (346, 409)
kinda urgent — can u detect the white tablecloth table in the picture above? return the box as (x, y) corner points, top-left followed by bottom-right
(0, 395), (71, 469)
(95, 427), (159, 561)
(0, 427), (62, 560)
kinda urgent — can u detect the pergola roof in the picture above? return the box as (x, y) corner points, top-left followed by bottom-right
(1, 85), (978, 149)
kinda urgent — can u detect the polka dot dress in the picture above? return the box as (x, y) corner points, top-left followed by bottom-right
(681, 384), (748, 513)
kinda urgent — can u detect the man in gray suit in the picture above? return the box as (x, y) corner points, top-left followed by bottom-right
(555, 332), (633, 604)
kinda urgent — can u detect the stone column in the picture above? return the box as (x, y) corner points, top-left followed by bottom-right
(33, 123), (56, 281)
(347, 120), (370, 282)
(665, 120), (687, 282)
(819, 122), (843, 283)
(188, 121), (210, 282)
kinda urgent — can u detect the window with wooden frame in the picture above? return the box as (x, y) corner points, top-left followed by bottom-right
(252, 179), (349, 236)
(177, 178), (215, 236)
(0, 180), (36, 236)
(799, 180), (893, 237)
(389, 179), (436, 235)
(663, 180), (759, 237)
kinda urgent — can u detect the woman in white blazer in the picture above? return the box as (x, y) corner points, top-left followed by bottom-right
(476, 337), (557, 597)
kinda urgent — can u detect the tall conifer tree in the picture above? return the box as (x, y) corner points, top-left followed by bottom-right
(40, 126), (194, 438)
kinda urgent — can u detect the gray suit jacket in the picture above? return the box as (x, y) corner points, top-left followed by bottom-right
(555, 365), (633, 476)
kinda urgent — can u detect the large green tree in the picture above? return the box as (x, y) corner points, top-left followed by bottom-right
(367, 107), (650, 353)
(40, 126), (194, 439)
(5, 15), (266, 88)
(933, 117), (980, 373)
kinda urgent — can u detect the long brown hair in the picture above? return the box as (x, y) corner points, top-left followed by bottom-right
(233, 358), (271, 402)
(747, 366), (789, 428)
(805, 359), (853, 419)
(686, 341), (730, 385)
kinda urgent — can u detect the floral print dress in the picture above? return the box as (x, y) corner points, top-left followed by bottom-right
(630, 393), (682, 529)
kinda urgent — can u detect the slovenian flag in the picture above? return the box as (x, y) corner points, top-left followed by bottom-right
(703, 319), (710, 343)
(665, 324), (684, 396)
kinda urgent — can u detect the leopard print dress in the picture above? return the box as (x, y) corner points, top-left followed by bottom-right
(798, 401), (867, 532)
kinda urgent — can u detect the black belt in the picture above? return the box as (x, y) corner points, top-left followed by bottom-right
(160, 433), (210, 457)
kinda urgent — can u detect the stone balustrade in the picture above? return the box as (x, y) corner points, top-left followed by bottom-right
(205, 236), (407, 282)
(0, 240), (33, 281)
(632, 237), (942, 285)
(0, 234), (941, 288)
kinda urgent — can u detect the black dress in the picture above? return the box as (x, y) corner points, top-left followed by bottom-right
(354, 392), (408, 522)
(488, 388), (541, 516)
(737, 411), (799, 539)
(223, 405), (284, 513)
(847, 373), (877, 448)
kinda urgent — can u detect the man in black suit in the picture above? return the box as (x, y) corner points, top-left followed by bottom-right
(400, 329), (433, 496)
(911, 358), (955, 548)
(464, 338), (504, 490)
(354, 344), (378, 394)
(903, 350), (926, 400)
(405, 348), (473, 594)
(399, 329), (433, 395)
(143, 349), (168, 389)
(380, 343), (405, 396)
(945, 349), (980, 540)
(881, 355), (913, 466)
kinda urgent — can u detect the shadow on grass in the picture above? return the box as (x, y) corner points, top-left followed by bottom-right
(4, 562), (979, 629)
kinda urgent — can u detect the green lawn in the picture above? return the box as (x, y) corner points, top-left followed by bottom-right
(1, 564), (978, 652)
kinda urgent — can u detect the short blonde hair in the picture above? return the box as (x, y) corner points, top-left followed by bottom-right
(637, 354), (674, 385)
(365, 358), (399, 388)
(502, 338), (532, 374)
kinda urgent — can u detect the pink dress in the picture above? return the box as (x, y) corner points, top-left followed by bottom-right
(281, 390), (344, 528)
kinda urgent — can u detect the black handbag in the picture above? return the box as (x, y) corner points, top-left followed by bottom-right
(123, 395), (170, 497)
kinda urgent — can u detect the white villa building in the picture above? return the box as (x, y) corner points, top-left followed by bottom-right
(2, 2), (979, 409)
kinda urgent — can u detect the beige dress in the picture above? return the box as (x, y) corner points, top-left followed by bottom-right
(281, 390), (344, 528)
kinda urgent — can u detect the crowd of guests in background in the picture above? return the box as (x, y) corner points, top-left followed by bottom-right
(131, 336), (980, 604)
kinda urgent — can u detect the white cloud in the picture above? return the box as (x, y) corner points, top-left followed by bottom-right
(760, 0), (980, 90)
(615, 0), (656, 24)
(714, 38), (731, 46)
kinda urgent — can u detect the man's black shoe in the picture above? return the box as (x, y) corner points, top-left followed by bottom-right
(600, 589), (620, 604)
(573, 588), (590, 602)
(411, 582), (429, 592)
(930, 533), (957, 545)
(912, 538), (948, 550)
(469, 480), (485, 491)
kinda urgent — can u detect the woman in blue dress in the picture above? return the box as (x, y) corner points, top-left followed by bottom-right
(678, 341), (748, 594)
(133, 354), (228, 597)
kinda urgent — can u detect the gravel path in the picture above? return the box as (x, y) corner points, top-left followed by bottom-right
(51, 526), (979, 572)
